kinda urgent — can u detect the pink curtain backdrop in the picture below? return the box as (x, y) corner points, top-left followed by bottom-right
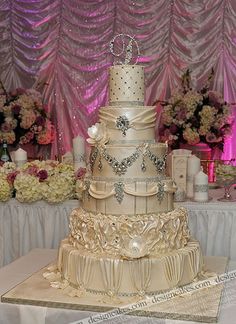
(0, 0), (235, 159)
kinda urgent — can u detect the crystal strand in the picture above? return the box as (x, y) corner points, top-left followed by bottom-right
(141, 155), (146, 172)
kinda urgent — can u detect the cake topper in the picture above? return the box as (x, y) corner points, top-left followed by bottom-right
(109, 34), (140, 65)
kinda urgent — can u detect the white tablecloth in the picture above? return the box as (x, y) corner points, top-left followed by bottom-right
(176, 188), (236, 261)
(0, 199), (78, 267)
(0, 249), (235, 324)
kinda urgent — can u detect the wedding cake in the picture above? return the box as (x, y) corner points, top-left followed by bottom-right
(45, 58), (203, 298)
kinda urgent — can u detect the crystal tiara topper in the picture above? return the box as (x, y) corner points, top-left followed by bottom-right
(109, 34), (140, 65)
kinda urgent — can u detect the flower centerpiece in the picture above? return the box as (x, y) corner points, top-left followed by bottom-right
(158, 69), (233, 151)
(40, 162), (76, 203)
(215, 162), (236, 183)
(0, 160), (80, 203)
(0, 81), (55, 146)
(14, 161), (76, 203)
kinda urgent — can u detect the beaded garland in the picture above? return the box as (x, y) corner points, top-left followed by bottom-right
(89, 145), (167, 176)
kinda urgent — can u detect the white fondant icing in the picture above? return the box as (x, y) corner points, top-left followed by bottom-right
(44, 63), (204, 300)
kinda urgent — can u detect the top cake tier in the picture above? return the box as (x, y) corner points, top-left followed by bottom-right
(109, 65), (144, 106)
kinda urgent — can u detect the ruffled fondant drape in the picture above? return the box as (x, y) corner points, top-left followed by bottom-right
(0, 1), (235, 159)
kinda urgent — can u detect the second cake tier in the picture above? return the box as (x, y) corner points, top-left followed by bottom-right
(83, 177), (176, 215)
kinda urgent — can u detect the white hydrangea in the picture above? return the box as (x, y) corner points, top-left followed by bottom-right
(14, 94), (35, 110)
(42, 174), (75, 203)
(0, 162), (17, 174)
(14, 174), (42, 202)
(0, 178), (12, 202)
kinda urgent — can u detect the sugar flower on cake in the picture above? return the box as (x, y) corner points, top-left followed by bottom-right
(0, 81), (55, 146)
(120, 236), (150, 259)
(158, 69), (233, 151)
(87, 122), (109, 146)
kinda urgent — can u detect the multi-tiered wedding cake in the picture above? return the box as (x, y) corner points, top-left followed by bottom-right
(45, 62), (203, 299)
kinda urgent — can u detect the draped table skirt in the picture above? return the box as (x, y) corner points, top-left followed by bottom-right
(0, 199), (79, 267)
(175, 187), (236, 261)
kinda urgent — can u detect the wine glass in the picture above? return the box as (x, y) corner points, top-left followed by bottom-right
(217, 176), (236, 201)
(216, 160), (236, 201)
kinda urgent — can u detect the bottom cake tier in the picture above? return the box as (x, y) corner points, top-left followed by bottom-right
(53, 238), (204, 297)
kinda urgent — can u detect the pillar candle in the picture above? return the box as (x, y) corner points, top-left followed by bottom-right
(14, 148), (27, 167)
(72, 135), (86, 170)
(186, 155), (201, 198)
(193, 168), (209, 202)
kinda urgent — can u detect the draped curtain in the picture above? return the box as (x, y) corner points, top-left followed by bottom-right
(0, 0), (235, 159)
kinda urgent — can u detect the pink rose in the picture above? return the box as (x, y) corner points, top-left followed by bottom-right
(176, 109), (187, 121)
(169, 123), (178, 134)
(16, 88), (26, 95)
(158, 125), (165, 136)
(12, 104), (21, 115)
(25, 131), (34, 140)
(7, 171), (19, 185)
(1, 122), (12, 132)
(75, 167), (86, 180)
(37, 169), (48, 182)
(35, 116), (45, 126)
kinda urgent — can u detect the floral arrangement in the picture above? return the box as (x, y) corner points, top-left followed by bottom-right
(158, 69), (233, 151)
(0, 81), (55, 146)
(215, 162), (236, 182)
(16, 161), (76, 203)
(0, 161), (84, 203)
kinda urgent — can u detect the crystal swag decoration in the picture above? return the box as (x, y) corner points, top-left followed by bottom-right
(157, 181), (165, 202)
(114, 182), (124, 204)
(101, 147), (140, 176)
(90, 144), (167, 176)
(109, 34), (140, 65)
(147, 149), (167, 173)
(116, 115), (130, 136)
